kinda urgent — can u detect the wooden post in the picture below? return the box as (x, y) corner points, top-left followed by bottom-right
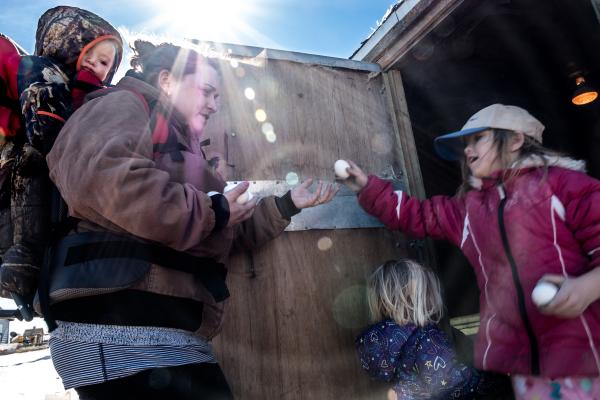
(383, 69), (437, 267)
(382, 69), (426, 199)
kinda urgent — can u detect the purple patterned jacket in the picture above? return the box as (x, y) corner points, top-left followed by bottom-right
(356, 320), (486, 399)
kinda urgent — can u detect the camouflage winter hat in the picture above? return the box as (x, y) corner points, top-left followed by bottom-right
(34, 6), (123, 83)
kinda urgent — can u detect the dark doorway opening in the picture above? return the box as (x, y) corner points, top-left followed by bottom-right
(397, 0), (600, 317)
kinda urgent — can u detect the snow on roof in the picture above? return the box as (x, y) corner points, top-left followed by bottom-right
(351, 0), (406, 59)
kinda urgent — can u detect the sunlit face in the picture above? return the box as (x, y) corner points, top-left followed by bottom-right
(80, 40), (116, 82)
(165, 62), (220, 135)
(463, 129), (503, 178)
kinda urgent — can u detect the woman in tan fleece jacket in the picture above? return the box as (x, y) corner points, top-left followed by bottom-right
(45, 40), (337, 400)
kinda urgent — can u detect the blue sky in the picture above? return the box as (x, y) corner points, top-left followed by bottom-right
(2, 0), (395, 58)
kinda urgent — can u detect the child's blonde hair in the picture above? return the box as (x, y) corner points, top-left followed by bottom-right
(458, 128), (564, 194)
(366, 259), (443, 327)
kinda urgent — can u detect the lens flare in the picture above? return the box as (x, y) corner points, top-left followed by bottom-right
(371, 133), (393, 155)
(255, 109), (267, 122)
(332, 285), (370, 329)
(261, 122), (274, 134)
(244, 88), (256, 100)
(265, 131), (277, 143)
(317, 237), (333, 251)
(285, 172), (299, 185)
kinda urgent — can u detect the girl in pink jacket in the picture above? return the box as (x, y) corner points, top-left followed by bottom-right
(341, 104), (600, 399)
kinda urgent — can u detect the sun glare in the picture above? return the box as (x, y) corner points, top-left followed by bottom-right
(142, 0), (274, 46)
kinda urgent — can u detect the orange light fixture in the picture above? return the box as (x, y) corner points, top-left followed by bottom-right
(572, 76), (598, 106)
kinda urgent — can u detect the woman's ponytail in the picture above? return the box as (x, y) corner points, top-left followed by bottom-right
(130, 39), (157, 72)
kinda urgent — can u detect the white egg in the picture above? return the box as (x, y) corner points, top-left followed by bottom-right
(531, 281), (558, 307)
(236, 190), (253, 205)
(223, 183), (253, 204)
(334, 159), (350, 179)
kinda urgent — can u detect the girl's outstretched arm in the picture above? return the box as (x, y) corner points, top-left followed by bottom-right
(359, 174), (465, 245)
(340, 160), (465, 244)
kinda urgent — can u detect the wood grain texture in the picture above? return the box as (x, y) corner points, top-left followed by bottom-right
(213, 229), (407, 399)
(202, 59), (396, 181)
(203, 57), (411, 399)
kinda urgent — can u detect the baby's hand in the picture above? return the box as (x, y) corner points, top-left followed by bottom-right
(339, 160), (368, 193)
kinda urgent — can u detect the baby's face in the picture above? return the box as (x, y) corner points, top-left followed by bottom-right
(80, 40), (116, 82)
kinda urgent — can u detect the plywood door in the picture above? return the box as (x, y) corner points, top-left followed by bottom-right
(203, 55), (411, 399)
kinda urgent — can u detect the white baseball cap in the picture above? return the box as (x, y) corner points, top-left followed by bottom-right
(434, 104), (545, 160)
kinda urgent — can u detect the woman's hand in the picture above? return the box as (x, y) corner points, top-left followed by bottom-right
(339, 160), (369, 193)
(224, 182), (257, 227)
(539, 270), (600, 318)
(291, 178), (338, 209)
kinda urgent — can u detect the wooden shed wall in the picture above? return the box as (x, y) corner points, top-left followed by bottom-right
(201, 56), (413, 399)
(205, 57), (402, 181)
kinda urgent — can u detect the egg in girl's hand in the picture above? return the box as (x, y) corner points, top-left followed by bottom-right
(334, 159), (350, 179)
(224, 183), (254, 205)
(531, 280), (559, 308)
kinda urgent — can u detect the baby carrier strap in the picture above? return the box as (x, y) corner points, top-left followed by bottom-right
(150, 110), (186, 162)
(63, 232), (228, 287)
(40, 231), (229, 331)
(100, 85), (187, 162)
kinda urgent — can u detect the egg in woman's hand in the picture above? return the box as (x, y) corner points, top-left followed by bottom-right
(224, 183), (253, 204)
(235, 190), (253, 204)
(334, 159), (350, 179)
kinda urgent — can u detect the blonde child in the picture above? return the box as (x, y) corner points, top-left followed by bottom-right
(344, 104), (600, 398)
(70, 36), (120, 109)
(356, 259), (491, 399)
